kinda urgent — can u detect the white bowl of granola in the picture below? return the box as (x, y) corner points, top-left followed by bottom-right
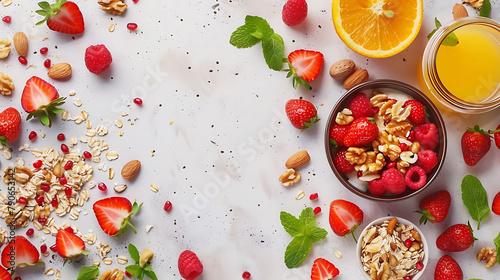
(356, 216), (429, 280)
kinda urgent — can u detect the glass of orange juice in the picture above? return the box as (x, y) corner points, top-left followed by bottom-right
(422, 17), (500, 113)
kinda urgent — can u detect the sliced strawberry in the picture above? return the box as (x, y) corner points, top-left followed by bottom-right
(56, 229), (89, 260)
(286, 49), (323, 90)
(36, 0), (85, 34)
(1, 236), (43, 270)
(21, 76), (65, 127)
(0, 266), (11, 280)
(0, 107), (21, 146)
(328, 199), (363, 241)
(311, 258), (340, 280)
(93, 197), (143, 237)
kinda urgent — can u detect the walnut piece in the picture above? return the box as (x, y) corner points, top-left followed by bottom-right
(373, 131), (400, 152)
(477, 247), (497, 268)
(0, 39), (11, 59)
(379, 99), (397, 121)
(370, 92), (388, 108)
(98, 0), (127, 15)
(335, 108), (354, 125)
(396, 160), (410, 174)
(355, 152), (385, 173)
(346, 147), (367, 165)
(386, 120), (412, 138)
(379, 144), (401, 162)
(390, 100), (412, 122)
(0, 73), (14, 96)
(279, 169), (301, 187)
(464, 0), (484, 8)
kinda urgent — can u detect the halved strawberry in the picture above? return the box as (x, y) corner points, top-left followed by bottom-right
(36, 0), (85, 34)
(56, 229), (89, 261)
(286, 49), (323, 90)
(311, 258), (340, 280)
(21, 76), (65, 127)
(93, 197), (143, 237)
(0, 266), (11, 280)
(1, 236), (43, 270)
(328, 199), (363, 241)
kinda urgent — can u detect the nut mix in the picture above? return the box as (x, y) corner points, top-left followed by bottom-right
(360, 218), (425, 280)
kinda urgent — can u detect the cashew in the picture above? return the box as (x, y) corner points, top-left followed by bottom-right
(139, 249), (154, 268)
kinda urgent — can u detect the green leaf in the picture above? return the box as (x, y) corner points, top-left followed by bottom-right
(428, 18), (459, 47)
(245, 15), (274, 39)
(126, 264), (145, 280)
(284, 236), (313, 268)
(38, 1), (51, 10)
(280, 211), (304, 237)
(130, 202), (143, 215)
(309, 227), (328, 242)
(262, 33), (285, 71)
(229, 25), (262, 48)
(40, 113), (50, 127)
(299, 207), (316, 229)
(461, 175), (490, 229)
(494, 232), (500, 266)
(144, 270), (158, 280)
(76, 266), (99, 280)
(128, 244), (140, 263)
(480, 0), (491, 17)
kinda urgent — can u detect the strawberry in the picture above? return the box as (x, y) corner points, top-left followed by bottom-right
(285, 99), (319, 130)
(348, 92), (374, 120)
(329, 124), (349, 147)
(492, 191), (500, 215)
(416, 190), (451, 224)
(286, 49), (323, 90)
(56, 229), (89, 260)
(282, 0), (308, 26)
(0, 267), (11, 280)
(1, 236), (43, 270)
(0, 107), (21, 146)
(434, 255), (463, 280)
(461, 125), (491, 166)
(21, 76), (65, 127)
(92, 197), (143, 237)
(488, 124), (500, 149)
(35, 0), (85, 34)
(343, 117), (378, 147)
(333, 148), (354, 174)
(436, 224), (475, 252)
(310, 258), (340, 280)
(328, 199), (363, 241)
(403, 100), (426, 124)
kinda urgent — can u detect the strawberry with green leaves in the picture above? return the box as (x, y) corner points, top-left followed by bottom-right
(285, 99), (319, 130)
(36, 0), (85, 34)
(417, 190), (451, 224)
(329, 199), (363, 241)
(0, 107), (21, 146)
(56, 228), (89, 262)
(461, 125), (491, 166)
(93, 197), (143, 237)
(343, 117), (378, 147)
(1, 236), (43, 270)
(21, 76), (65, 127)
(285, 49), (323, 90)
(310, 258), (340, 280)
(436, 223), (475, 252)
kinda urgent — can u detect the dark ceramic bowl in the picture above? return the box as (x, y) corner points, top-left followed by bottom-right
(325, 80), (447, 201)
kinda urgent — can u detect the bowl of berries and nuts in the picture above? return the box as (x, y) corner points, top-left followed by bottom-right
(325, 80), (447, 201)
(356, 217), (429, 280)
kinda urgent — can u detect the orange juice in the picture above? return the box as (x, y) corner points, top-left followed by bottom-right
(435, 25), (500, 103)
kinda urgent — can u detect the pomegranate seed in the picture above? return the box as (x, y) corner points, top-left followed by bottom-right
(61, 144), (69, 153)
(64, 161), (73, 170)
(164, 201), (172, 212)
(313, 207), (321, 215)
(28, 131), (37, 141)
(2, 16), (11, 23)
(64, 227), (74, 233)
(403, 277), (411, 280)
(309, 193), (318, 200)
(50, 244), (57, 252)
(33, 160), (43, 169)
(59, 176), (67, 185)
(357, 171), (363, 178)
(18, 56), (27, 65)
(40, 183), (50, 192)
(18, 197), (27, 204)
(387, 162), (396, 169)
(38, 217), (47, 224)
(44, 58), (51, 68)
(35, 195), (44, 206)
(127, 23), (138, 30)
(83, 151), (92, 159)
(132, 0), (138, 3)
(51, 197), (58, 207)
(416, 261), (424, 270)
(242, 271), (251, 279)
(133, 97), (143, 105)
(408, 131), (415, 142)
(404, 239), (413, 248)
(399, 143), (408, 151)
(98, 182), (107, 191)
(40, 47), (48, 55)
(26, 228), (34, 236)
(40, 244), (47, 254)
(64, 186), (72, 196)
(125, 271), (132, 278)
(57, 133), (65, 140)
(14, 277), (21, 280)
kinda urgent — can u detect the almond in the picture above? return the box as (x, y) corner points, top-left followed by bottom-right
(121, 160), (141, 180)
(329, 59), (356, 80)
(285, 150), (310, 169)
(343, 68), (369, 89)
(453, 3), (468, 20)
(48, 63), (72, 80)
(13, 32), (28, 57)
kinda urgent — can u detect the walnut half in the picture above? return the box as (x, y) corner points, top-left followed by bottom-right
(0, 73), (14, 96)
(477, 247), (497, 268)
(0, 38), (11, 59)
(98, 0), (127, 15)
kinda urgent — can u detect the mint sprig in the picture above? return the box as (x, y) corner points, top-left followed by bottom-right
(125, 244), (158, 280)
(76, 266), (99, 280)
(428, 18), (459, 47)
(461, 175), (490, 230)
(230, 15), (285, 71)
(280, 207), (328, 268)
(494, 232), (500, 266)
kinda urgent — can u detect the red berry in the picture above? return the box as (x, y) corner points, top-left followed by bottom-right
(416, 150), (438, 174)
(85, 44), (113, 75)
(61, 144), (69, 153)
(64, 186), (72, 196)
(133, 98), (143, 105)
(399, 143), (407, 151)
(434, 255), (463, 280)
(50, 244), (58, 252)
(387, 162), (396, 169)
(309, 193), (318, 200)
(60, 176), (67, 185)
(83, 151), (92, 159)
(404, 239), (413, 248)
(64, 161), (73, 170)
(348, 92), (374, 120)
(493, 191), (500, 215)
(329, 124), (349, 147)
(33, 160), (43, 169)
(127, 23), (138, 30)
(178, 250), (203, 280)
(98, 182), (107, 191)
(418, 190), (451, 224)
(18, 197), (27, 204)
(64, 227), (74, 233)
(51, 197), (58, 207)
(368, 178), (387, 196)
(492, 124), (500, 149)
(404, 100), (426, 124)
(313, 207), (321, 215)
(357, 171), (363, 178)
(132, 0), (138, 3)
(381, 168), (406, 195)
(282, 0), (308, 26)
(285, 99), (319, 130)
(242, 271), (251, 279)
(164, 201), (172, 212)
(405, 166), (427, 190)
(344, 117), (379, 147)
(2, 16), (11, 23)
(18, 56), (27, 64)
(125, 271), (132, 278)
(44, 59), (51, 68)
(40, 244), (47, 254)
(38, 217), (47, 224)
(40, 183), (50, 192)
(414, 123), (439, 151)
(461, 125), (491, 166)
(403, 277), (411, 280)
(57, 133), (65, 140)
(436, 224), (475, 252)
(28, 131), (37, 141)
(416, 261), (424, 270)
(36, 195), (45, 206)
(40, 47), (48, 55)
(26, 228), (34, 236)
(333, 148), (355, 174)
(408, 131), (415, 142)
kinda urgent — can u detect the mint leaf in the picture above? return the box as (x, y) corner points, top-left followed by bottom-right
(461, 175), (490, 229)
(126, 264), (145, 280)
(128, 244), (140, 263)
(480, 0), (491, 17)
(280, 211), (304, 237)
(144, 270), (158, 280)
(230, 24), (261, 48)
(428, 18), (459, 47)
(299, 207), (316, 229)
(76, 266), (99, 280)
(309, 227), (328, 242)
(284, 235), (313, 268)
(246, 15), (274, 39)
(262, 33), (285, 71)
(494, 232), (500, 266)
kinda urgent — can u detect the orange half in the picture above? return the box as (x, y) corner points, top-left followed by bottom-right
(332, 0), (423, 58)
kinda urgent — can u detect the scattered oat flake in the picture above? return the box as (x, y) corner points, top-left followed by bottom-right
(69, 91), (76, 96)
(109, 24), (115, 32)
(73, 98), (82, 107)
(42, 36), (49, 41)
(150, 184), (159, 193)
(118, 131), (124, 136)
(30, 12), (35, 17)
(295, 190), (305, 200)
(18, 143), (30, 152)
(335, 250), (343, 259)
(114, 119), (123, 128)
(1, 0), (12, 7)
(145, 225), (153, 233)
(121, 112), (128, 117)
(40, 132), (46, 138)
(105, 151), (119, 161)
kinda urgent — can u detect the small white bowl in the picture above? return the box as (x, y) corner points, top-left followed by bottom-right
(356, 217), (429, 280)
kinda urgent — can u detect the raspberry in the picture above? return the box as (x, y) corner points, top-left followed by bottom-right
(404, 100), (426, 124)
(333, 148), (355, 174)
(413, 123), (439, 150)
(368, 178), (387, 196)
(282, 0), (308, 26)
(329, 124), (349, 147)
(381, 168), (406, 195)
(84, 44), (113, 75)
(405, 166), (427, 190)
(178, 250), (203, 280)
(348, 92), (374, 120)
(416, 150), (438, 174)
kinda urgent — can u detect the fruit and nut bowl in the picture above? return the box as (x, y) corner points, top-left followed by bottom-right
(325, 80), (447, 201)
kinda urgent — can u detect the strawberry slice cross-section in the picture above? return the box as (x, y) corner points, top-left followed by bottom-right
(311, 258), (340, 280)
(93, 197), (143, 237)
(35, 0), (85, 34)
(56, 229), (89, 263)
(1, 236), (43, 271)
(285, 49), (323, 90)
(21, 76), (65, 127)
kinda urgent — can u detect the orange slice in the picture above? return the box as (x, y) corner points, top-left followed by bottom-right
(332, 0), (423, 58)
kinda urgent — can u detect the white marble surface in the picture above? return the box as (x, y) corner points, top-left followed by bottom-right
(1, 0), (500, 279)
